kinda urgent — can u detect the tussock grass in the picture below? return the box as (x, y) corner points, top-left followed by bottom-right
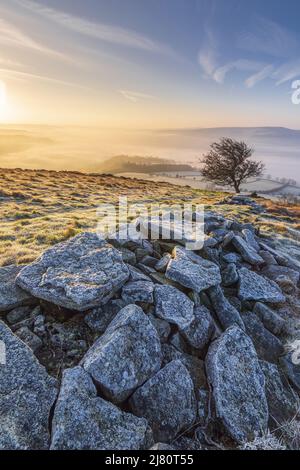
(0, 168), (226, 266)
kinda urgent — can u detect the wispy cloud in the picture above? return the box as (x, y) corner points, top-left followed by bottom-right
(198, 28), (218, 77)
(198, 30), (270, 87)
(14, 0), (178, 58)
(245, 64), (274, 88)
(0, 67), (88, 89)
(119, 90), (155, 103)
(272, 60), (300, 85)
(0, 18), (70, 61)
(213, 59), (264, 84)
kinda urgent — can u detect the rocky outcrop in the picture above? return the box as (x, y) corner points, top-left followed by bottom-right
(130, 360), (196, 441)
(1, 197), (299, 450)
(154, 285), (194, 329)
(165, 246), (221, 292)
(51, 366), (152, 450)
(16, 233), (130, 311)
(0, 265), (34, 312)
(0, 321), (57, 449)
(206, 326), (269, 443)
(81, 304), (162, 403)
(208, 285), (245, 330)
(238, 267), (285, 303)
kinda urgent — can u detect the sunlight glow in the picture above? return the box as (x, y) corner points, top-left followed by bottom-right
(0, 81), (7, 121)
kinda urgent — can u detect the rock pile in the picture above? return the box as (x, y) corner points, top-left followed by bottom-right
(0, 199), (300, 450)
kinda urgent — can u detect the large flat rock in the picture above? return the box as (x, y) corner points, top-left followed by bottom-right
(16, 233), (130, 311)
(238, 267), (285, 303)
(165, 246), (221, 293)
(0, 321), (57, 449)
(206, 326), (268, 443)
(154, 285), (194, 330)
(0, 265), (34, 313)
(232, 236), (264, 265)
(81, 304), (161, 403)
(51, 367), (152, 450)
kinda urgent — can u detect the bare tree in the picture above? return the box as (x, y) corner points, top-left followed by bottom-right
(201, 138), (265, 193)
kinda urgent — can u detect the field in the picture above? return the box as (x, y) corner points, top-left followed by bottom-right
(0, 168), (225, 266)
(117, 172), (300, 197)
(0, 168), (300, 267)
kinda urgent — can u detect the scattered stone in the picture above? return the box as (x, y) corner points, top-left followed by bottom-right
(137, 263), (156, 275)
(141, 255), (159, 268)
(0, 321), (57, 449)
(81, 304), (161, 403)
(226, 296), (242, 312)
(15, 326), (43, 353)
(208, 285), (245, 330)
(119, 247), (137, 266)
(154, 253), (172, 273)
(280, 352), (300, 391)
(203, 236), (219, 248)
(259, 242), (289, 266)
(232, 236), (264, 265)
(154, 285), (194, 329)
(206, 326), (268, 443)
(241, 311), (284, 363)
(128, 265), (152, 282)
(275, 275), (297, 295)
(202, 246), (221, 265)
(33, 314), (47, 338)
(181, 305), (215, 350)
(84, 299), (125, 333)
(165, 246), (221, 293)
(0, 265), (34, 313)
(148, 313), (171, 343)
(122, 281), (154, 304)
(16, 233), (130, 311)
(130, 360), (196, 441)
(261, 265), (300, 286)
(253, 302), (286, 336)
(222, 263), (239, 286)
(259, 361), (299, 428)
(169, 331), (190, 354)
(259, 250), (277, 265)
(238, 267), (285, 303)
(222, 252), (242, 264)
(242, 229), (260, 252)
(51, 367), (151, 450)
(6, 306), (32, 325)
(221, 231), (235, 248)
(161, 344), (207, 390)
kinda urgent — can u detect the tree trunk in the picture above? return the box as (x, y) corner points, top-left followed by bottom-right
(233, 182), (240, 193)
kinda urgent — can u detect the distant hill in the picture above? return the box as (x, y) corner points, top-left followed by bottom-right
(94, 155), (196, 174)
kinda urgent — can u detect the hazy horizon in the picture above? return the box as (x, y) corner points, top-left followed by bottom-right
(0, 124), (299, 183)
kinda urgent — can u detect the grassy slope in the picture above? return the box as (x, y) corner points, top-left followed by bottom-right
(0, 168), (299, 266)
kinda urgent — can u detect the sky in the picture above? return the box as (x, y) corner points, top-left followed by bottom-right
(0, 0), (300, 128)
